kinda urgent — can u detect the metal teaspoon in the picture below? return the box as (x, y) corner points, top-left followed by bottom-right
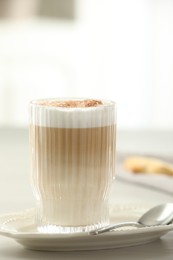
(90, 203), (173, 235)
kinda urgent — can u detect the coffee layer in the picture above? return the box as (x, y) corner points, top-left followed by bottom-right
(30, 125), (116, 227)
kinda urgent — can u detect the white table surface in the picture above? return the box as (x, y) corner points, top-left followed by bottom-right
(0, 128), (173, 260)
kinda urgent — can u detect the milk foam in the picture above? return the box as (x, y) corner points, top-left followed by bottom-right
(30, 99), (116, 128)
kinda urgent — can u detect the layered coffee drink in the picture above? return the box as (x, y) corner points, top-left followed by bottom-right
(30, 98), (116, 233)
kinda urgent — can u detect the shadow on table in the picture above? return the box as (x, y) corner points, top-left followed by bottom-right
(0, 236), (172, 260)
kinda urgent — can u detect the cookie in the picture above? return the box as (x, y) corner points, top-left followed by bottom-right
(123, 156), (173, 176)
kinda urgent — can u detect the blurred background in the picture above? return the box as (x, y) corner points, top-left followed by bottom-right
(0, 0), (173, 213)
(0, 0), (173, 130)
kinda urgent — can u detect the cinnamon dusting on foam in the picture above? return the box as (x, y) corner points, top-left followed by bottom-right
(37, 100), (103, 108)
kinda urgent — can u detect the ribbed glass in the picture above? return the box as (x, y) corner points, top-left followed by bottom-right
(29, 98), (116, 233)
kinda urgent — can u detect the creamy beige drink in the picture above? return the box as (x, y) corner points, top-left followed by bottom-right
(30, 98), (116, 233)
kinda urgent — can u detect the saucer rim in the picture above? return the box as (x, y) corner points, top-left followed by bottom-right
(1, 204), (173, 239)
(1, 204), (173, 251)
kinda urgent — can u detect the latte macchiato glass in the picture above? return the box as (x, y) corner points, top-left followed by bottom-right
(29, 98), (116, 233)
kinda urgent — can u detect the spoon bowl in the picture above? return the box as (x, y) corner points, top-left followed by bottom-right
(90, 203), (173, 235)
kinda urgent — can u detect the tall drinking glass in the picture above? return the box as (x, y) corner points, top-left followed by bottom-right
(29, 98), (116, 233)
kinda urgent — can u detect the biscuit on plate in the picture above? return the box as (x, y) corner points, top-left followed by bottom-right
(123, 156), (173, 176)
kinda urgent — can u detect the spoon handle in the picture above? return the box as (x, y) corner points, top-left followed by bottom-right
(89, 222), (142, 235)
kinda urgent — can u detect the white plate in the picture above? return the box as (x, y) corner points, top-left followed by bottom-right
(0, 204), (173, 251)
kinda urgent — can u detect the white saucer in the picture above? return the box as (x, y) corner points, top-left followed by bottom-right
(0, 204), (173, 251)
